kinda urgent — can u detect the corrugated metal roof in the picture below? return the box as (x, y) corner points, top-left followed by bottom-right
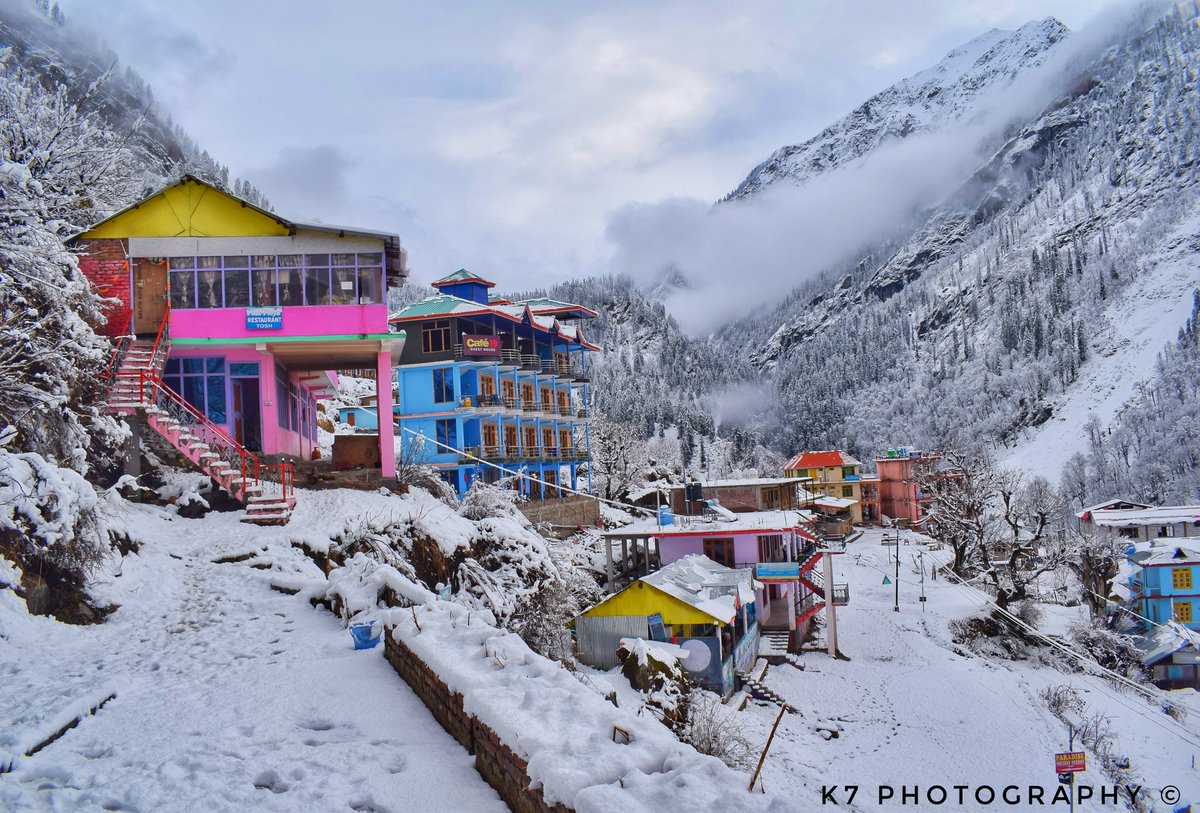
(784, 450), (861, 470)
(432, 268), (495, 287)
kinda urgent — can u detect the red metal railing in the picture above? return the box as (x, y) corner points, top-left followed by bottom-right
(102, 314), (134, 383)
(114, 368), (294, 505)
(148, 303), (171, 373)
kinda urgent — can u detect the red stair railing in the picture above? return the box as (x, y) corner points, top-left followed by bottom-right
(114, 369), (294, 506)
(101, 314), (134, 384)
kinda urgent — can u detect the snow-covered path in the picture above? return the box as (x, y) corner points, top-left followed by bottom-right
(744, 529), (1200, 812)
(0, 496), (506, 813)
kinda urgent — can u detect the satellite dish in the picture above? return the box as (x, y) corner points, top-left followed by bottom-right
(680, 639), (712, 672)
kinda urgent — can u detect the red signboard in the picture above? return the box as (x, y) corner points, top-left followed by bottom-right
(1055, 752), (1086, 774)
(462, 334), (502, 358)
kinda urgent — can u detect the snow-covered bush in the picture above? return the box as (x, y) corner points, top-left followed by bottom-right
(674, 689), (756, 771)
(457, 479), (523, 521)
(0, 427), (106, 576)
(1067, 621), (1148, 684)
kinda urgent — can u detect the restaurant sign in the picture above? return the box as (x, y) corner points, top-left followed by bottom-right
(462, 334), (502, 358)
(246, 306), (283, 331)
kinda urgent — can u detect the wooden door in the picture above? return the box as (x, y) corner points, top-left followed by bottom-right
(483, 424), (498, 454)
(503, 425), (518, 452)
(501, 379), (515, 406)
(134, 259), (169, 334)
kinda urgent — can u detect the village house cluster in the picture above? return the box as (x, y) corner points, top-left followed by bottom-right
(78, 177), (1197, 698)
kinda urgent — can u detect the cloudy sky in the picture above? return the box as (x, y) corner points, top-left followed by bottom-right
(66, 0), (1127, 313)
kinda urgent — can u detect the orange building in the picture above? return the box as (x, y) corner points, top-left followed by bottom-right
(875, 448), (941, 526)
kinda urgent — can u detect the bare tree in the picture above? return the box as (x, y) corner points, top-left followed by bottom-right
(590, 418), (648, 502)
(917, 450), (994, 576)
(1066, 524), (1127, 621)
(979, 472), (1069, 610)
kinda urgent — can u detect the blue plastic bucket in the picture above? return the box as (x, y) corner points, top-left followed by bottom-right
(350, 622), (381, 650)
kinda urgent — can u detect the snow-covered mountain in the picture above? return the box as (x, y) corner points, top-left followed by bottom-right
(709, 4), (1200, 503)
(725, 18), (1069, 201)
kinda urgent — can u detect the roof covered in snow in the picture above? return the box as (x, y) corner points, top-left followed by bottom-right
(663, 477), (808, 490)
(639, 555), (757, 624)
(1085, 505), (1200, 528)
(604, 510), (817, 539)
(1136, 622), (1200, 666)
(1140, 541), (1200, 567)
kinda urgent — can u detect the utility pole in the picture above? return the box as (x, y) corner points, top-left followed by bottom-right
(823, 548), (838, 657)
(919, 549), (926, 612)
(893, 529), (900, 613)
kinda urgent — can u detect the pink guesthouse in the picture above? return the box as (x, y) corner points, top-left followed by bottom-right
(75, 176), (408, 522)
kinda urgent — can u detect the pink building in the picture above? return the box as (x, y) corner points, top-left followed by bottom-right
(602, 511), (848, 657)
(75, 176), (408, 523)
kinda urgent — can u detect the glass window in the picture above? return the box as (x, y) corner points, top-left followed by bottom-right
(170, 270), (196, 309)
(304, 254), (330, 268)
(206, 374), (226, 423)
(229, 362), (259, 377)
(357, 252), (383, 266)
(1173, 569), (1194, 591)
(331, 268), (356, 305)
(332, 252), (356, 267)
(197, 270), (223, 308)
(842, 485), (854, 497)
(168, 256), (195, 270)
(276, 367), (289, 429)
(305, 268), (330, 305)
(422, 319), (451, 354)
(224, 268), (249, 307)
(433, 368), (454, 403)
(251, 255), (276, 269)
(183, 376), (204, 414)
(252, 269), (278, 306)
(278, 254), (302, 268)
(436, 418), (457, 450)
(278, 268), (303, 307)
(357, 267), (381, 304)
(197, 256), (222, 270)
(1176, 602), (1194, 624)
(183, 357), (204, 374)
(223, 256), (249, 269)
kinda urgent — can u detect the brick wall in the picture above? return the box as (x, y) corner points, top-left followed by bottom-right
(383, 632), (572, 813)
(76, 239), (130, 336)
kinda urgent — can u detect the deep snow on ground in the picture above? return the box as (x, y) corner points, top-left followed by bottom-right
(0, 489), (506, 813)
(739, 528), (1200, 812)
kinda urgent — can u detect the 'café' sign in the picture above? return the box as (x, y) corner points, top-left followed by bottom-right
(462, 334), (502, 358)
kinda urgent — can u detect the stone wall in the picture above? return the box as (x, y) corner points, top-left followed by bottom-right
(516, 496), (600, 531)
(383, 632), (572, 813)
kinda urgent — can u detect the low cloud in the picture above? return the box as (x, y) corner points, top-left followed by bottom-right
(604, 0), (1154, 335)
(245, 145), (355, 222)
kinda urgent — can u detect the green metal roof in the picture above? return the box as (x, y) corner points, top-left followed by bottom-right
(390, 294), (491, 320)
(431, 268), (495, 287)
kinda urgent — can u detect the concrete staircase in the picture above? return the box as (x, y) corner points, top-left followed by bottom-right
(104, 336), (295, 526)
(759, 629), (791, 660)
(737, 670), (794, 712)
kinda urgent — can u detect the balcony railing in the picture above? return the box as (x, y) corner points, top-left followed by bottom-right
(831, 584), (850, 605)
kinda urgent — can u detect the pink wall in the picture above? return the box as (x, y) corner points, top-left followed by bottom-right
(167, 346), (320, 459)
(658, 535), (762, 567)
(171, 304), (389, 340)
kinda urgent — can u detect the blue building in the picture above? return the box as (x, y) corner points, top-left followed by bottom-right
(1127, 542), (1200, 631)
(1079, 502), (1200, 631)
(388, 270), (598, 496)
